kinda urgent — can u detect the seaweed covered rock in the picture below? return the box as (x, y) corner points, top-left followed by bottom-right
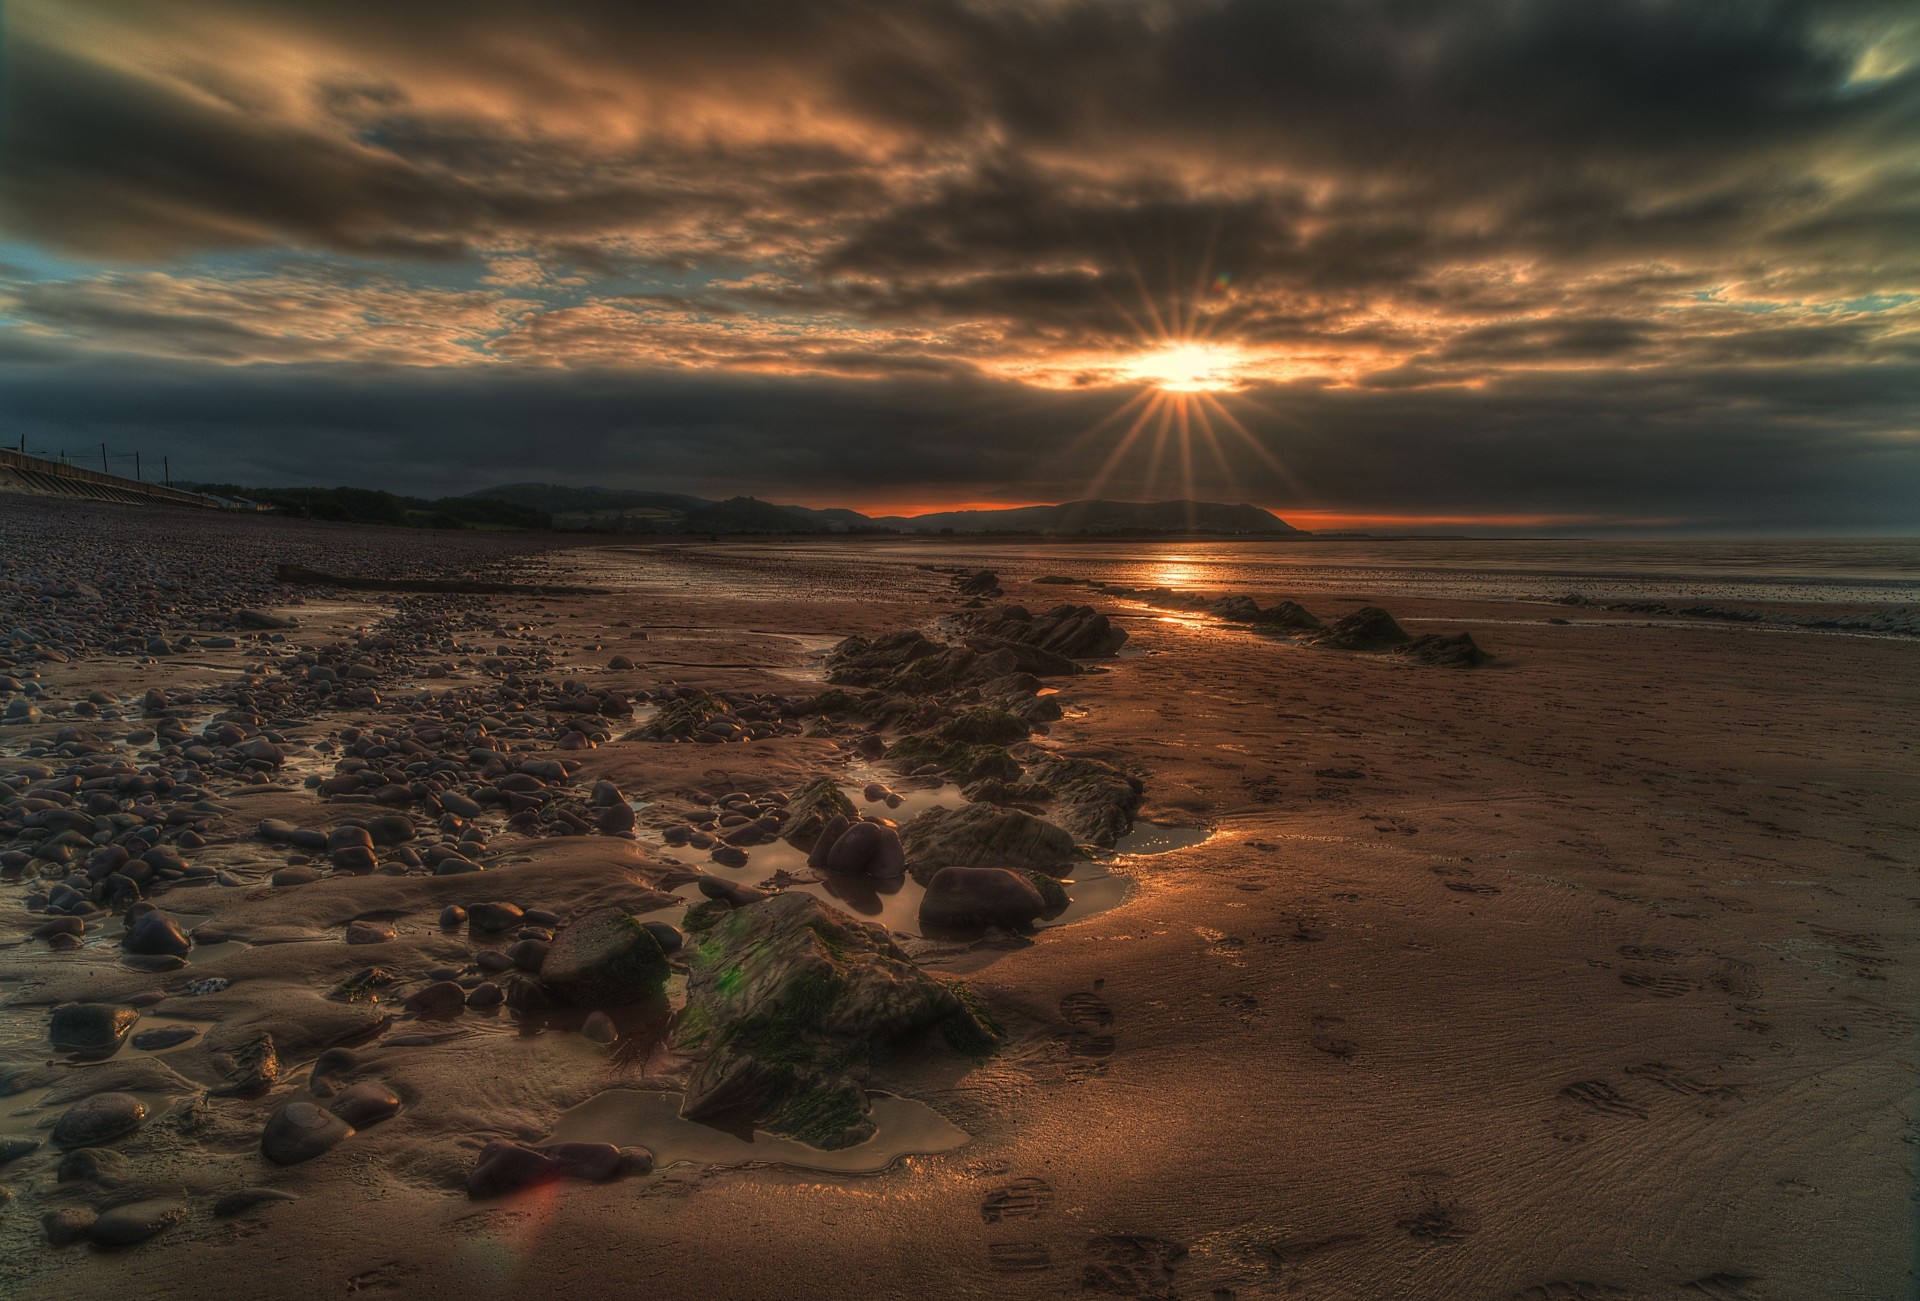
(627, 693), (732, 741)
(672, 893), (993, 1148)
(1308, 606), (1411, 650)
(900, 804), (1080, 884)
(1256, 600), (1322, 631)
(825, 631), (1030, 694)
(1026, 753), (1143, 847)
(48, 1004), (138, 1056)
(781, 776), (859, 850)
(540, 907), (670, 1006)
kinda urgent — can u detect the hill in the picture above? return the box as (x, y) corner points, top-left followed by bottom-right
(875, 499), (1297, 534)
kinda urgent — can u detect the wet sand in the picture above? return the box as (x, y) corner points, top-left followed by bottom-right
(2, 501), (1915, 1300)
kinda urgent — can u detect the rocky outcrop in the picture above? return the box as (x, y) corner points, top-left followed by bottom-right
(965, 604), (1128, 659)
(540, 907), (671, 1006)
(781, 776), (859, 850)
(1307, 606), (1412, 650)
(671, 893), (994, 1148)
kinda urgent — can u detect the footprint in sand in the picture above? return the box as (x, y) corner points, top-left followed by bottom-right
(1061, 988), (1116, 1076)
(1620, 969), (1695, 998)
(981, 1176), (1055, 1224)
(987, 1241), (1054, 1274)
(1558, 1079), (1649, 1120)
(1081, 1234), (1188, 1298)
(1397, 1171), (1477, 1246)
(1308, 1013), (1356, 1060)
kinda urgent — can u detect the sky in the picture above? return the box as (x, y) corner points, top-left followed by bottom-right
(2, 1), (1917, 533)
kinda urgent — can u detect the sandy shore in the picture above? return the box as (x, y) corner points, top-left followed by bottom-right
(1, 500), (1914, 1300)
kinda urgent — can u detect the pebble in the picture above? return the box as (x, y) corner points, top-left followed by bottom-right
(260, 1100), (354, 1165)
(403, 981), (467, 1019)
(89, 1198), (187, 1247)
(121, 909), (192, 957)
(580, 1011), (618, 1044)
(48, 1003), (139, 1055)
(131, 1025), (199, 1051)
(42, 1206), (97, 1246)
(329, 1081), (402, 1128)
(51, 1092), (148, 1148)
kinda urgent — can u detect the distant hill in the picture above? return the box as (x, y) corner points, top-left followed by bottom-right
(470, 483), (1299, 535)
(875, 499), (1298, 535)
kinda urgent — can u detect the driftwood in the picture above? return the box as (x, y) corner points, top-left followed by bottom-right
(274, 564), (609, 596)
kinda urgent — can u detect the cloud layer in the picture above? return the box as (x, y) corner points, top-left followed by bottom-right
(3, 0), (1916, 528)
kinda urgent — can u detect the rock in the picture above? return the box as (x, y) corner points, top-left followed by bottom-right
(956, 569), (1000, 596)
(595, 802), (636, 835)
(641, 921), (684, 954)
(780, 776), (859, 849)
(89, 1198), (187, 1247)
(1256, 599), (1321, 630)
(261, 1100), (354, 1165)
(1307, 606), (1411, 650)
(43, 1206), (97, 1246)
(58, 1146), (133, 1187)
(900, 804), (1080, 883)
(822, 820), (906, 879)
(236, 609), (296, 630)
(329, 1081), (401, 1128)
(211, 1032), (279, 1097)
(968, 603), (1127, 658)
(439, 904), (468, 928)
(466, 981), (504, 1010)
(695, 875), (767, 908)
(49, 1003), (139, 1055)
(121, 909), (191, 957)
(52, 1092), (147, 1148)
(919, 866), (1050, 931)
(130, 1026), (198, 1051)
(404, 981), (467, 1019)
(0, 1137), (41, 1168)
(468, 1141), (564, 1198)
(344, 920), (395, 944)
(1026, 753), (1143, 847)
(1401, 631), (1493, 667)
(580, 1011), (618, 1044)
(468, 901), (525, 932)
(673, 893), (995, 1148)
(540, 908), (669, 1006)
(535, 1141), (622, 1181)
(806, 813), (852, 870)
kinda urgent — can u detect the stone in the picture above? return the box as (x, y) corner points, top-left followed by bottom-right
(900, 804), (1080, 883)
(536, 1141), (623, 1181)
(404, 981), (467, 1019)
(0, 1137), (41, 1168)
(49, 1003), (139, 1055)
(580, 1011), (617, 1044)
(822, 820), (907, 879)
(130, 1026), (198, 1051)
(1307, 605), (1411, 650)
(1026, 753), (1143, 847)
(468, 901), (525, 932)
(211, 1032), (279, 1097)
(121, 909), (191, 957)
(344, 920), (395, 944)
(640, 921), (683, 954)
(261, 1100), (353, 1165)
(52, 1092), (147, 1148)
(89, 1198), (187, 1247)
(919, 866), (1050, 931)
(329, 1081), (402, 1128)
(673, 893), (996, 1148)
(780, 776), (859, 849)
(42, 1206), (97, 1246)
(57, 1146), (132, 1187)
(468, 1141), (564, 1198)
(540, 908), (669, 1006)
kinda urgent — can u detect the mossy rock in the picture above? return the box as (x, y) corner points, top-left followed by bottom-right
(671, 893), (996, 1148)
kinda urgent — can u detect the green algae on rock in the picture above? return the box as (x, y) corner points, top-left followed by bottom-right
(672, 893), (996, 1149)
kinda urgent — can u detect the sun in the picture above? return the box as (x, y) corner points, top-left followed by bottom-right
(1124, 341), (1244, 392)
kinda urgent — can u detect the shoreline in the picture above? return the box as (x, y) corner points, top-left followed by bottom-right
(1, 497), (1914, 1298)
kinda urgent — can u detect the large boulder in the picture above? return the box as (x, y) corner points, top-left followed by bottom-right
(540, 908), (670, 1007)
(672, 893), (995, 1148)
(919, 867), (1052, 931)
(900, 804), (1080, 884)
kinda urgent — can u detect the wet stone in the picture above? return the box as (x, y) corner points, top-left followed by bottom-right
(121, 909), (192, 957)
(261, 1100), (353, 1165)
(49, 1003), (139, 1055)
(89, 1198), (187, 1247)
(329, 1081), (402, 1128)
(52, 1092), (148, 1148)
(42, 1206), (97, 1246)
(131, 1026), (199, 1052)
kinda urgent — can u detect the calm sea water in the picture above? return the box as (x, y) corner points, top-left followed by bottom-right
(586, 537), (1920, 607)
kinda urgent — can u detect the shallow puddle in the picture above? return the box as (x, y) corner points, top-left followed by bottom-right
(546, 1087), (968, 1173)
(1107, 822), (1213, 856)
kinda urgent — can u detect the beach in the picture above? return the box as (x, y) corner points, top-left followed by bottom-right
(1, 498), (1915, 1300)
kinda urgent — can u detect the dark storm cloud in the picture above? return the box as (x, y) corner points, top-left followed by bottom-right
(2, 350), (1915, 533)
(1, 0), (1916, 528)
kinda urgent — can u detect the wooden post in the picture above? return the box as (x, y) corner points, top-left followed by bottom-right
(135, 451), (142, 481)
(102, 444), (109, 473)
